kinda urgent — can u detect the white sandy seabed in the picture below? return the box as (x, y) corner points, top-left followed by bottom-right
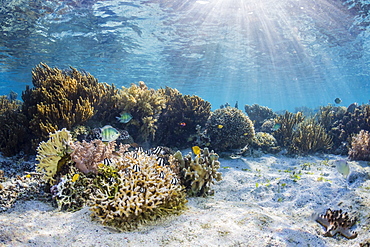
(1, 153), (370, 247)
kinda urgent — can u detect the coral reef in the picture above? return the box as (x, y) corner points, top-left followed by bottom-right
(315, 208), (358, 239)
(290, 119), (333, 154)
(155, 87), (211, 147)
(348, 130), (370, 161)
(244, 104), (277, 131)
(251, 132), (279, 153)
(90, 150), (187, 231)
(206, 107), (255, 152)
(22, 63), (113, 147)
(273, 111), (304, 148)
(115, 81), (167, 142)
(173, 147), (222, 196)
(35, 128), (73, 185)
(0, 95), (29, 156)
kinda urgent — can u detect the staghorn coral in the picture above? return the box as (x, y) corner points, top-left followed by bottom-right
(90, 150), (187, 231)
(244, 104), (277, 131)
(315, 208), (358, 239)
(173, 147), (222, 197)
(348, 130), (370, 161)
(115, 81), (167, 142)
(35, 128), (73, 185)
(206, 107), (255, 152)
(22, 63), (113, 147)
(273, 111), (304, 148)
(290, 119), (333, 155)
(0, 96), (29, 156)
(155, 87), (211, 147)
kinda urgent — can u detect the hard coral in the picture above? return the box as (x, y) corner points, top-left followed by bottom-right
(206, 107), (255, 152)
(22, 63), (112, 148)
(290, 119), (333, 155)
(174, 147), (222, 196)
(348, 130), (370, 161)
(0, 96), (29, 156)
(244, 104), (277, 131)
(155, 87), (211, 148)
(315, 208), (358, 239)
(273, 111), (304, 148)
(90, 150), (187, 231)
(35, 128), (73, 185)
(116, 81), (166, 142)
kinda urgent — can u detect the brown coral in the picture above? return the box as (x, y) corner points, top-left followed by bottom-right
(22, 63), (113, 147)
(348, 130), (370, 161)
(273, 111), (304, 148)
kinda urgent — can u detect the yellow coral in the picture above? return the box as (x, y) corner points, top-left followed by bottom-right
(36, 128), (73, 184)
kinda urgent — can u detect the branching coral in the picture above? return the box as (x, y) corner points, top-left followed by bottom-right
(155, 87), (211, 147)
(244, 104), (277, 130)
(35, 128), (73, 185)
(348, 130), (370, 161)
(290, 119), (333, 154)
(115, 81), (167, 142)
(273, 111), (304, 148)
(206, 107), (255, 152)
(173, 147), (222, 196)
(22, 63), (113, 147)
(0, 96), (29, 156)
(90, 150), (187, 231)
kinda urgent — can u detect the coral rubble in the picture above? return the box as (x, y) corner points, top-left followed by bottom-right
(206, 107), (255, 152)
(348, 130), (370, 161)
(315, 208), (358, 239)
(174, 147), (222, 196)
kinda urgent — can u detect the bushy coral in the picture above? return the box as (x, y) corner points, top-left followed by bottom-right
(206, 107), (255, 152)
(251, 132), (279, 153)
(244, 104), (277, 130)
(35, 128), (73, 184)
(348, 130), (370, 161)
(0, 96), (29, 156)
(173, 147), (222, 196)
(290, 119), (333, 154)
(115, 81), (167, 142)
(155, 87), (211, 147)
(273, 111), (304, 148)
(22, 63), (113, 147)
(90, 150), (187, 230)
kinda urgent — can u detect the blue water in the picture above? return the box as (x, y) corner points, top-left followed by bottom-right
(0, 0), (369, 111)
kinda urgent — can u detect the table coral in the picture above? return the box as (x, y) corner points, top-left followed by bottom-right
(315, 208), (358, 239)
(90, 150), (187, 231)
(174, 147), (222, 196)
(206, 107), (255, 152)
(36, 128), (73, 185)
(348, 129), (370, 161)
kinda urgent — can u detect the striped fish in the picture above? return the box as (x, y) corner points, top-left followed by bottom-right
(132, 152), (138, 159)
(157, 157), (166, 167)
(132, 164), (140, 172)
(152, 146), (163, 155)
(171, 177), (179, 185)
(137, 147), (144, 153)
(103, 158), (112, 166)
(159, 171), (165, 179)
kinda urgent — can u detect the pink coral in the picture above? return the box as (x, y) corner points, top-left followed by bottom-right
(348, 130), (370, 161)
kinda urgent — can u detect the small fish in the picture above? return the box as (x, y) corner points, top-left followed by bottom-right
(116, 112), (133, 123)
(334, 97), (342, 104)
(333, 159), (350, 178)
(152, 147), (163, 155)
(157, 157), (166, 166)
(159, 171), (165, 179)
(25, 174), (31, 178)
(140, 187), (146, 193)
(103, 158), (112, 166)
(179, 122), (186, 127)
(137, 147), (144, 153)
(192, 146), (201, 155)
(98, 163), (105, 168)
(100, 125), (120, 142)
(171, 177), (179, 185)
(132, 152), (138, 159)
(272, 123), (281, 131)
(217, 124), (223, 129)
(132, 164), (140, 172)
(71, 174), (80, 182)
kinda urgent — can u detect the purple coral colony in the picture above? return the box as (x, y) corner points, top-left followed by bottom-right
(0, 63), (369, 236)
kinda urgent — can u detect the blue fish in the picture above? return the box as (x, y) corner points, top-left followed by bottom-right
(116, 112), (133, 123)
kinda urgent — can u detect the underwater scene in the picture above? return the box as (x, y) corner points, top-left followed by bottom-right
(0, 0), (370, 246)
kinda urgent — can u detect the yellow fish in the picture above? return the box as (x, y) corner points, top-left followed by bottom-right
(25, 174), (31, 178)
(192, 146), (201, 156)
(72, 174), (80, 182)
(217, 125), (223, 129)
